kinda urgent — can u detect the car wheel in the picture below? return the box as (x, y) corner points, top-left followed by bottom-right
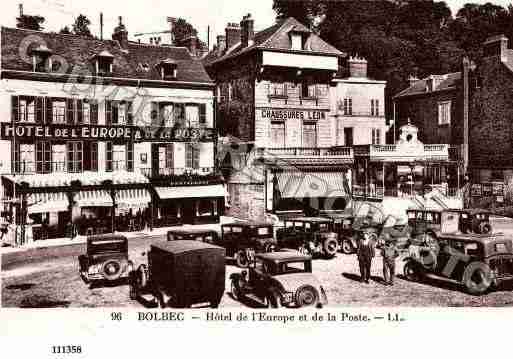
(101, 259), (123, 281)
(295, 285), (319, 308)
(463, 262), (492, 295)
(479, 222), (492, 235)
(403, 260), (420, 282)
(341, 239), (355, 254)
(265, 243), (276, 253)
(231, 279), (241, 301)
(235, 250), (249, 268)
(268, 292), (282, 308)
(323, 238), (338, 258)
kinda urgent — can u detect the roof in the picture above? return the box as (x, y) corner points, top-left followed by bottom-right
(256, 251), (311, 262)
(167, 228), (218, 235)
(394, 72), (461, 99)
(284, 217), (333, 223)
(87, 234), (127, 243)
(204, 17), (344, 66)
(151, 240), (222, 254)
(1, 26), (213, 84)
(437, 232), (507, 244)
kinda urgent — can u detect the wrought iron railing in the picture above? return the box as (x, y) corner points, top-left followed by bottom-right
(256, 147), (353, 158)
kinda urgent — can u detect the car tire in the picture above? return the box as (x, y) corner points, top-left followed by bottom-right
(403, 260), (420, 282)
(235, 250), (249, 268)
(479, 222), (492, 235)
(295, 285), (319, 308)
(231, 279), (241, 301)
(341, 239), (355, 254)
(268, 292), (282, 308)
(265, 243), (276, 253)
(101, 259), (123, 281)
(463, 262), (492, 295)
(323, 238), (338, 258)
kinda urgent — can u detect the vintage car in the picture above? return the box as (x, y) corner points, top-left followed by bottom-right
(218, 222), (277, 267)
(78, 234), (133, 285)
(403, 232), (513, 295)
(167, 228), (218, 244)
(229, 251), (328, 308)
(130, 240), (225, 308)
(452, 209), (492, 234)
(276, 217), (338, 258)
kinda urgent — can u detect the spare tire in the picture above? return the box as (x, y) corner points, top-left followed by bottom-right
(479, 222), (492, 235)
(323, 237), (338, 258)
(235, 250), (250, 268)
(101, 259), (123, 281)
(295, 285), (319, 308)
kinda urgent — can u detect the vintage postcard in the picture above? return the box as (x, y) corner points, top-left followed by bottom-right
(1, 0), (513, 356)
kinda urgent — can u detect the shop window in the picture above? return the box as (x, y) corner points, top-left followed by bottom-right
(371, 99), (380, 116)
(343, 98), (352, 115)
(438, 101), (451, 125)
(270, 122), (285, 147)
(36, 141), (52, 174)
(67, 141), (83, 173)
(302, 122), (317, 147)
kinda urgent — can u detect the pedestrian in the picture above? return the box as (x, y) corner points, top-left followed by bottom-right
(380, 236), (399, 286)
(357, 229), (376, 284)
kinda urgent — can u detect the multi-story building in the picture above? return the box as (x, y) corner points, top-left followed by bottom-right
(0, 19), (223, 244)
(204, 14), (354, 221)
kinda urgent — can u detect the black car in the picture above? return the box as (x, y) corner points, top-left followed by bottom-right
(130, 240), (225, 308)
(78, 234), (133, 285)
(167, 228), (218, 244)
(218, 222), (277, 267)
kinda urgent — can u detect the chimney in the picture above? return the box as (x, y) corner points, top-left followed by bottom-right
(426, 75), (435, 92)
(348, 55), (367, 78)
(240, 13), (254, 48)
(112, 16), (129, 49)
(217, 35), (226, 55)
(225, 22), (241, 50)
(408, 75), (419, 88)
(182, 35), (198, 57)
(483, 34), (508, 62)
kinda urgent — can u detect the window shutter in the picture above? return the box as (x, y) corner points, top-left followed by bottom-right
(66, 98), (74, 124)
(45, 97), (53, 124)
(193, 143), (200, 169)
(76, 99), (83, 124)
(90, 101), (98, 124)
(12, 96), (19, 123)
(151, 102), (159, 127)
(175, 103), (185, 127)
(112, 101), (118, 125)
(35, 97), (44, 124)
(199, 103), (207, 124)
(105, 100), (112, 126)
(127, 101), (133, 125)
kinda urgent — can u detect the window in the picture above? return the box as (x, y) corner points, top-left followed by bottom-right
(98, 58), (112, 75)
(106, 142), (113, 172)
(372, 128), (381, 145)
(302, 122), (317, 147)
(161, 63), (177, 80)
(67, 141), (83, 173)
(13, 143), (35, 174)
(185, 143), (200, 169)
(160, 103), (174, 127)
(343, 98), (352, 115)
(174, 103), (186, 127)
(291, 34), (303, 50)
(336, 120), (345, 145)
(301, 80), (318, 98)
(126, 142), (134, 172)
(19, 98), (35, 123)
(158, 144), (174, 171)
(371, 99), (380, 116)
(269, 82), (286, 97)
(199, 104), (207, 125)
(270, 122), (285, 147)
(90, 142), (98, 171)
(197, 200), (216, 217)
(113, 145), (126, 170)
(438, 101), (451, 125)
(186, 104), (199, 127)
(34, 54), (50, 72)
(36, 141), (52, 174)
(52, 100), (66, 124)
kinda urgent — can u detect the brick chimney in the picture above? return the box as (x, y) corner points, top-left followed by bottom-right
(217, 35), (226, 55)
(225, 22), (241, 50)
(348, 55), (367, 78)
(240, 13), (254, 48)
(112, 16), (129, 49)
(483, 34), (508, 62)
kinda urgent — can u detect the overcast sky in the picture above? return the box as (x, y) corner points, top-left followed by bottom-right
(1, 0), (512, 49)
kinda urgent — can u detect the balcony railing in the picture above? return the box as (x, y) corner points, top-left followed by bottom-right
(369, 144), (449, 160)
(139, 167), (221, 186)
(256, 147), (353, 158)
(139, 167), (216, 178)
(338, 110), (385, 118)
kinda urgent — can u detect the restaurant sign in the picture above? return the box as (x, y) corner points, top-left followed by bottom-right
(0, 123), (215, 142)
(260, 108), (327, 121)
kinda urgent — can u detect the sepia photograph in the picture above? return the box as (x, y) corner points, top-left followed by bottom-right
(1, 0), (513, 314)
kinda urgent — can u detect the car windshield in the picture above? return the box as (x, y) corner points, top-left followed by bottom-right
(89, 240), (126, 253)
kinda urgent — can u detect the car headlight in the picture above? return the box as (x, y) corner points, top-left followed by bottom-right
(282, 292), (294, 304)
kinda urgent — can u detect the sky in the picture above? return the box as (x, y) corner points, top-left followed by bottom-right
(1, 0), (512, 49)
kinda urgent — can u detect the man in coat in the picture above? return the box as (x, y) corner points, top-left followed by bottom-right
(381, 235), (399, 286)
(357, 228), (376, 284)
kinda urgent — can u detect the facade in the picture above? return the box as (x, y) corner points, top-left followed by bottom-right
(204, 15), (354, 221)
(0, 21), (223, 244)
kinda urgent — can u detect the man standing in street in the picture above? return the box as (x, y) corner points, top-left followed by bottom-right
(357, 229), (376, 284)
(381, 235), (399, 286)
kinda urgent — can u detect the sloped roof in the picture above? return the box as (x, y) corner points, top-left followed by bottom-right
(394, 72), (461, 98)
(1, 26), (213, 84)
(203, 17), (344, 66)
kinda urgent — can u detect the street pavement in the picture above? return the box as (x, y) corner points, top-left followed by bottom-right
(2, 217), (513, 308)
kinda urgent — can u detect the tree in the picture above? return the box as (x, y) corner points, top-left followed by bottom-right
(59, 26), (71, 34)
(172, 17), (208, 52)
(16, 14), (45, 31)
(72, 14), (93, 37)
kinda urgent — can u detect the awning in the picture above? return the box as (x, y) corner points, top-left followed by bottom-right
(117, 189), (151, 208)
(276, 171), (347, 198)
(27, 192), (69, 214)
(76, 190), (113, 207)
(155, 184), (226, 200)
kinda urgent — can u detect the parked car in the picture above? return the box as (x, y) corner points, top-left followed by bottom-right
(452, 209), (492, 234)
(219, 222), (277, 267)
(403, 232), (513, 295)
(230, 251), (328, 308)
(78, 234), (133, 285)
(276, 217), (339, 258)
(130, 240), (225, 308)
(167, 228), (218, 244)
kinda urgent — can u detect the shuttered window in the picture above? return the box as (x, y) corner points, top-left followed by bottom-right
(185, 142), (200, 169)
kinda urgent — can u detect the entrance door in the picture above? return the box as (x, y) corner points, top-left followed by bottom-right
(181, 199), (195, 224)
(344, 128), (353, 146)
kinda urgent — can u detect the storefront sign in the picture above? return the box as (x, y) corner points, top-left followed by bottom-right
(0, 123), (215, 142)
(260, 108), (327, 121)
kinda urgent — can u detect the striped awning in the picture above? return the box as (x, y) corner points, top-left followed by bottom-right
(27, 192), (69, 214)
(117, 189), (151, 208)
(155, 184), (226, 200)
(276, 171), (347, 198)
(76, 190), (112, 207)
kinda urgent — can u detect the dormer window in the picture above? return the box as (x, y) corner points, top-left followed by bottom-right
(31, 44), (53, 72)
(291, 34), (303, 50)
(94, 50), (114, 76)
(289, 28), (310, 51)
(158, 59), (178, 81)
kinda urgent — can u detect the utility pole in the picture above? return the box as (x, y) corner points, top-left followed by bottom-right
(100, 12), (104, 40)
(19, 3), (23, 17)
